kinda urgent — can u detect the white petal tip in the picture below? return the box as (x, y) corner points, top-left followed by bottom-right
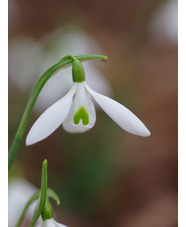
(25, 138), (31, 146)
(134, 127), (151, 137)
(141, 129), (151, 137)
(146, 130), (151, 137)
(25, 132), (45, 146)
(25, 141), (30, 146)
(25, 136), (37, 146)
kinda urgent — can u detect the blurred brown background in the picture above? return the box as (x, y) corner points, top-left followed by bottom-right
(8, 0), (178, 226)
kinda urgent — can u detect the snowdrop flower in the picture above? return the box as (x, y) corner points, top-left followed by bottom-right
(36, 218), (67, 227)
(26, 58), (150, 146)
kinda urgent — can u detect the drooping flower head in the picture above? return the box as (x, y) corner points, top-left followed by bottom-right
(26, 56), (150, 146)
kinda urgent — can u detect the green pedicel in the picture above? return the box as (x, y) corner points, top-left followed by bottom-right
(74, 107), (89, 125)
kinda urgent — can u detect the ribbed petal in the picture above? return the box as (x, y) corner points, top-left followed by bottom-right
(36, 219), (55, 227)
(62, 82), (96, 133)
(53, 219), (68, 227)
(36, 218), (67, 227)
(26, 84), (77, 145)
(85, 83), (151, 137)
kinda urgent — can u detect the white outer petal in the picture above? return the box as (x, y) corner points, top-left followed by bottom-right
(26, 84), (77, 145)
(85, 83), (151, 137)
(36, 218), (67, 227)
(62, 82), (96, 133)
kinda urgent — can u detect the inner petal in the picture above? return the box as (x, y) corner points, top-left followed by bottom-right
(62, 82), (96, 133)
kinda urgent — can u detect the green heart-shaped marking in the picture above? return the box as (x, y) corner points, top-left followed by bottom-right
(74, 107), (89, 125)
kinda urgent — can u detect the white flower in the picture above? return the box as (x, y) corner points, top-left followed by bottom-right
(26, 81), (150, 146)
(36, 218), (67, 227)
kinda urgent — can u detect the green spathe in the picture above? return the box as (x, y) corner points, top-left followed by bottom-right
(74, 107), (89, 125)
(72, 59), (85, 82)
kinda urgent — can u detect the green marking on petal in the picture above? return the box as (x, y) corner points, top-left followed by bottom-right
(74, 107), (89, 125)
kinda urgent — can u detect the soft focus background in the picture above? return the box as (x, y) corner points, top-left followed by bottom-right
(8, 0), (178, 226)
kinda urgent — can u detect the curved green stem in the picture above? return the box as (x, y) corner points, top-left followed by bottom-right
(8, 54), (107, 170)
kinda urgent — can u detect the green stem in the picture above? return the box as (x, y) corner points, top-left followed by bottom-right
(8, 137), (21, 171)
(8, 54), (107, 170)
